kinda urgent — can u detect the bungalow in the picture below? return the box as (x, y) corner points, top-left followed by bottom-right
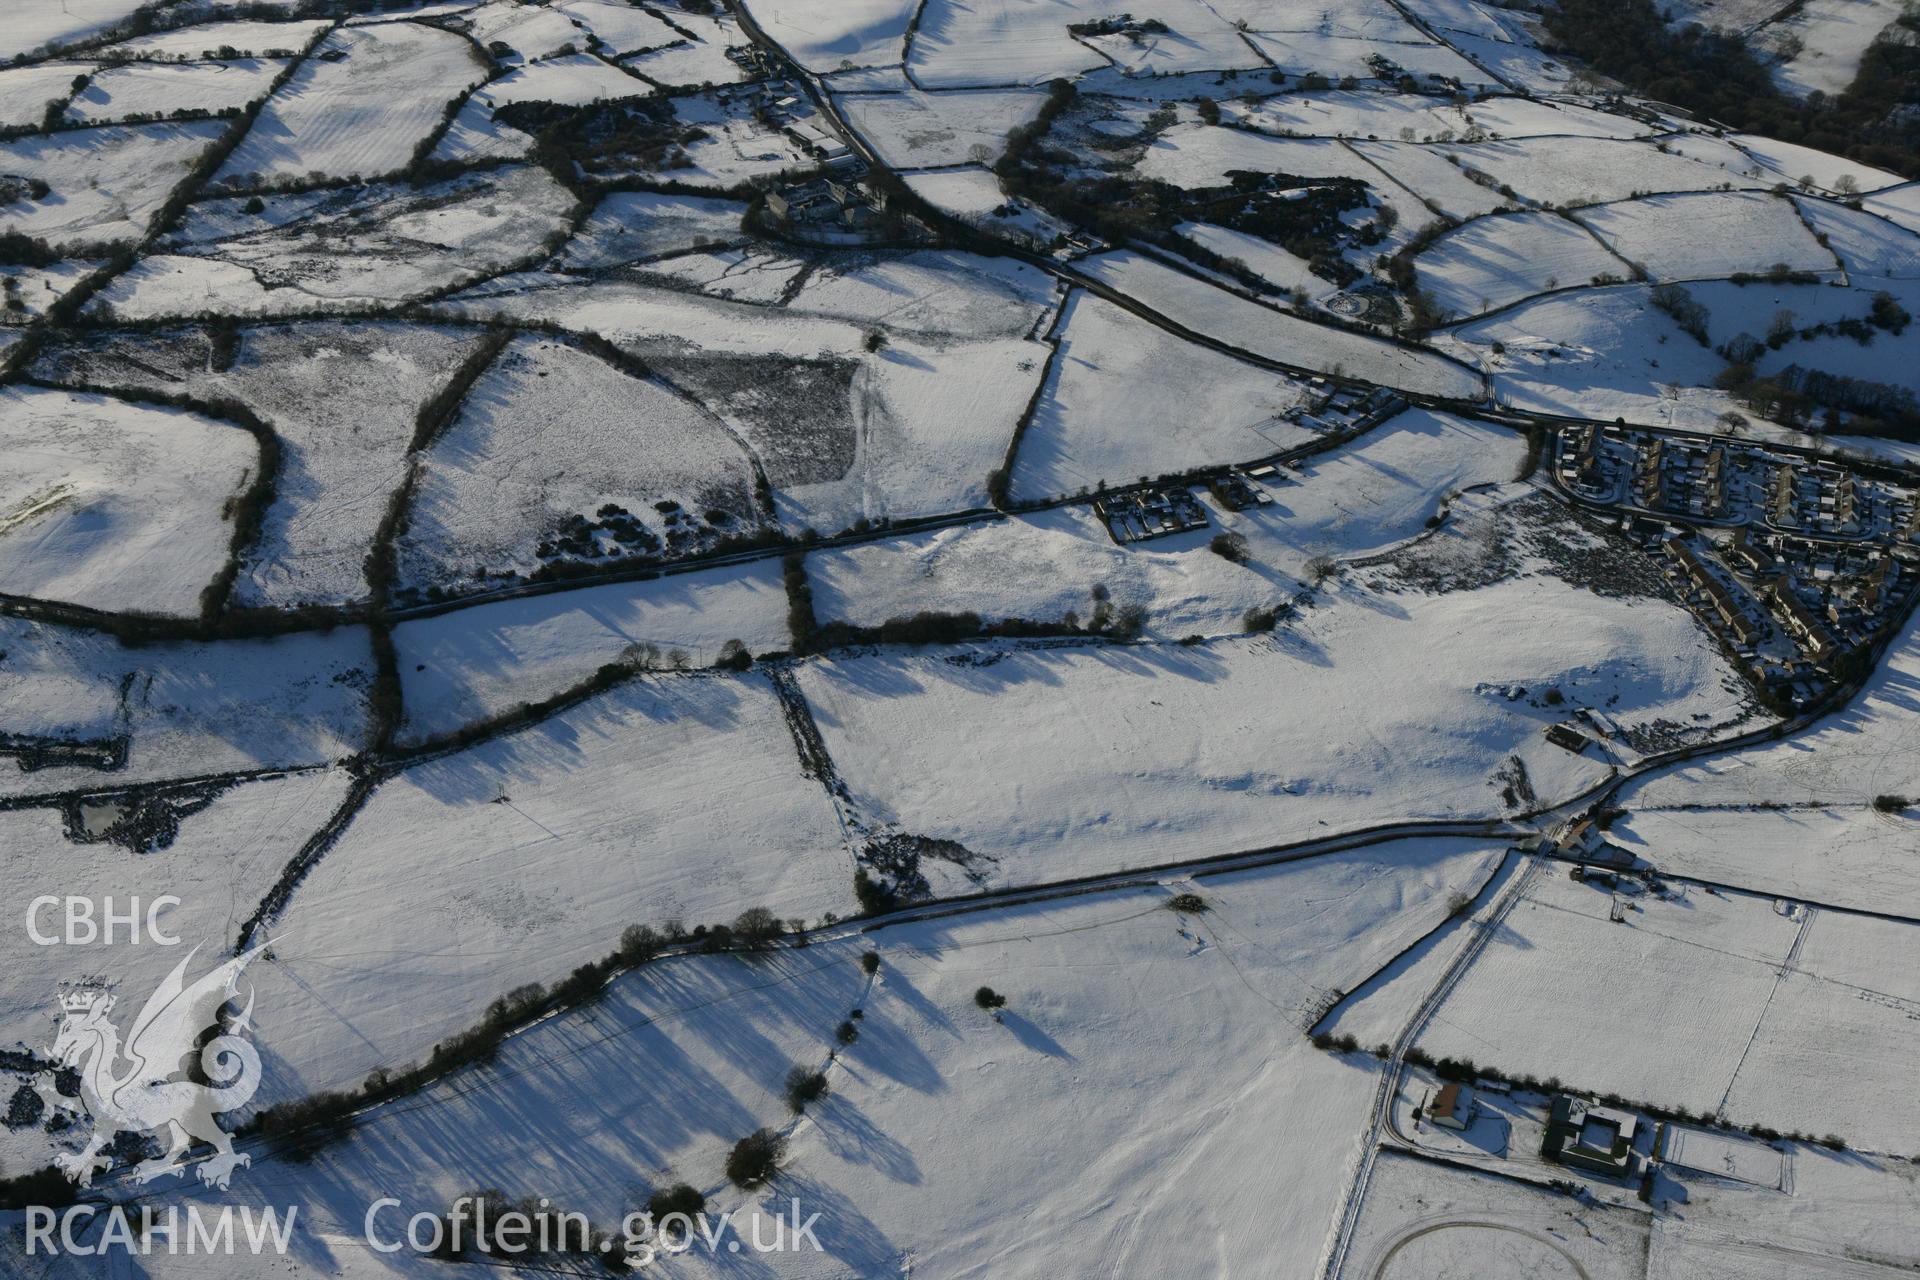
(1427, 1082), (1477, 1132)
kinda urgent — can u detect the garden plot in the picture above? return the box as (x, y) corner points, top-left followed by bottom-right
(1794, 196), (1920, 276)
(0, 259), (99, 326)
(0, 120), (225, 250)
(814, 411), (1523, 637)
(744, 0), (919, 71)
(64, 57), (285, 124)
(393, 558), (791, 741)
(79, 839), (1494, 1280)
(559, 189), (750, 267)
(1347, 139), (1514, 220)
(1732, 133), (1904, 195)
(1723, 911), (1920, 1153)
(1227, 89), (1466, 141)
(251, 671), (854, 1095)
(99, 165), (575, 319)
(1609, 807), (1920, 918)
(1576, 192), (1838, 282)
(0, 766), (353, 1156)
(0, 63), (93, 130)
(398, 335), (761, 594)
(1415, 871), (1801, 1121)
(0, 615), (374, 801)
(100, 18), (330, 59)
(0, 386), (254, 616)
(1074, 249), (1486, 398)
(469, 51), (654, 108)
(1348, 1152), (1649, 1280)
(554, 0), (682, 56)
(1414, 210), (1629, 319)
(797, 571), (1749, 888)
(1770, 0), (1906, 99)
(1434, 135), (1770, 208)
(31, 321), (489, 608)
(836, 86), (1045, 169)
(1246, 32), (1488, 84)
(1012, 292), (1314, 502)
(215, 22), (486, 187)
(455, 0), (586, 62)
(907, 0), (1109, 88)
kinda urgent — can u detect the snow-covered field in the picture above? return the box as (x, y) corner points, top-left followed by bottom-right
(836, 86), (1044, 169)
(1419, 869), (1920, 1152)
(399, 335), (761, 594)
(815, 410), (1525, 638)
(252, 670), (854, 1095)
(394, 558), (792, 740)
(0, 120), (225, 249)
(32, 321), (490, 607)
(796, 549), (1753, 891)
(1575, 191), (1839, 282)
(96, 165), (576, 319)
(0, 385), (255, 616)
(216, 23), (485, 187)
(65, 57), (286, 125)
(0, 615), (373, 800)
(1073, 250), (1486, 398)
(1011, 291), (1314, 501)
(1415, 210), (1630, 319)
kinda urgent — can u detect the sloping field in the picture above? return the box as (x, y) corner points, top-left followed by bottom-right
(65, 57), (286, 124)
(98, 165), (575, 318)
(399, 335), (761, 594)
(30, 321), (491, 607)
(816, 410), (1524, 638)
(98, 838), (1498, 1280)
(1575, 191), (1839, 282)
(907, 0), (1108, 87)
(1073, 249), (1486, 398)
(0, 385), (255, 616)
(0, 615), (374, 800)
(836, 86), (1045, 168)
(393, 558), (792, 741)
(1414, 209), (1629, 319)
(216, 22), (485, 186)
(252, 671), (854, 1094)
(1012, 291), (1313, 502)
(744, 0), (919, 71)
(0, 120), (225, 249)
(1434, 135), (1771, 207)
(796, 568), (1750, 890)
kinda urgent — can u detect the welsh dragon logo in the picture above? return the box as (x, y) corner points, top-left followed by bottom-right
(46, 943), (268, 1191)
